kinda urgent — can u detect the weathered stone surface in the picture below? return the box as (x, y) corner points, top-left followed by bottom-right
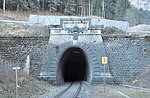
(0, 37), (49, 76)
(0, 35), (150, 85)
(103, 36), (150, 83)
(40, 28), (111, 85)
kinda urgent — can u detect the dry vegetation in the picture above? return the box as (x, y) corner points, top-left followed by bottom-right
(0, 56), (53, 98)
(0, 10), (63, 37)
(0, 23), (49, 37)
(0, 11), (50, 37)
(132, 66), (150, 88)
(101, 27), (125, 35)
(0, 56), (15, 84)
(0, 10), (63, 21)
(0, 10), (29, 21)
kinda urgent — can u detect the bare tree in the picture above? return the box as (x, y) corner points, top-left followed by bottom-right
(3, 0), (5, 13)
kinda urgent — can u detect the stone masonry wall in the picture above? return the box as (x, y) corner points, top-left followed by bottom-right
(103, 36), (150, 83)
(0, 36), (150, 83)
(0, 37), (49, 76)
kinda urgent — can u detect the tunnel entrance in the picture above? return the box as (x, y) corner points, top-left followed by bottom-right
(59, 47), (88, 82)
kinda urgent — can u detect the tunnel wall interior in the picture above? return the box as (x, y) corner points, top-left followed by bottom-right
(58, 47), (88, 82)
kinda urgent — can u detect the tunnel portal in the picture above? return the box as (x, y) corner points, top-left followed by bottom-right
(60, 47), (88, 82)
(39, 17), (113, 85)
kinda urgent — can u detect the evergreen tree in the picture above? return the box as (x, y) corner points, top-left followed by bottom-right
(137, 8), (145, 24)
(144, 10), (150, 25)
(92, 0), (102, 16)
(105, 0), (117, 19)
(114, 0), (130, 21)
(126, 7), (138, 26)
(92, 0), (116, 19)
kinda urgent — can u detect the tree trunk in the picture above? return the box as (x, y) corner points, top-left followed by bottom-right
(17, 4), (20, 11)
(89, 0), (91, 16)
(3, 0), (5, 13)
(42, 0), (45, 11)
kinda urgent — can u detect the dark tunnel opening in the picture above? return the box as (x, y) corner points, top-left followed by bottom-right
(60, 47), (88, 82)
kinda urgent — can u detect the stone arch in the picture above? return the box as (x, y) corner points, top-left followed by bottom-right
(49, 41), (101, 85)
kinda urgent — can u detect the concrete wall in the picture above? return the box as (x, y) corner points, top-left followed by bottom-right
(29, 15), (129, 31)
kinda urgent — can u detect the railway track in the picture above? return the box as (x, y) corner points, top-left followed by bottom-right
(54, 81), (82, 98)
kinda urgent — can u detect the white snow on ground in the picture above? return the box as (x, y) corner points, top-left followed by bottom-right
(128, 24), (150, 31)
(129, 0), (150, 11)
(127, 24), (150, 35)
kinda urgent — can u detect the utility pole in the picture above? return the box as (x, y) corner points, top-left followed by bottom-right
(102, 0), (105, 18)
(3, 0), (5, 13)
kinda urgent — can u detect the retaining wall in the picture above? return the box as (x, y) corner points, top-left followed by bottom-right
(103, 36), (150, 83)
(0, 37), (49, 76)
(0, 36), (150, 83)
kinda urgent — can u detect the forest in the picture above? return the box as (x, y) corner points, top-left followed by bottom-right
(1, 0), (150, 26)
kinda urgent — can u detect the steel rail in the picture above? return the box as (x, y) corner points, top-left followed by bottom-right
(53, 82), (73, 98)
(73, 81), (82, 98)
(53, 82), (82, 98)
